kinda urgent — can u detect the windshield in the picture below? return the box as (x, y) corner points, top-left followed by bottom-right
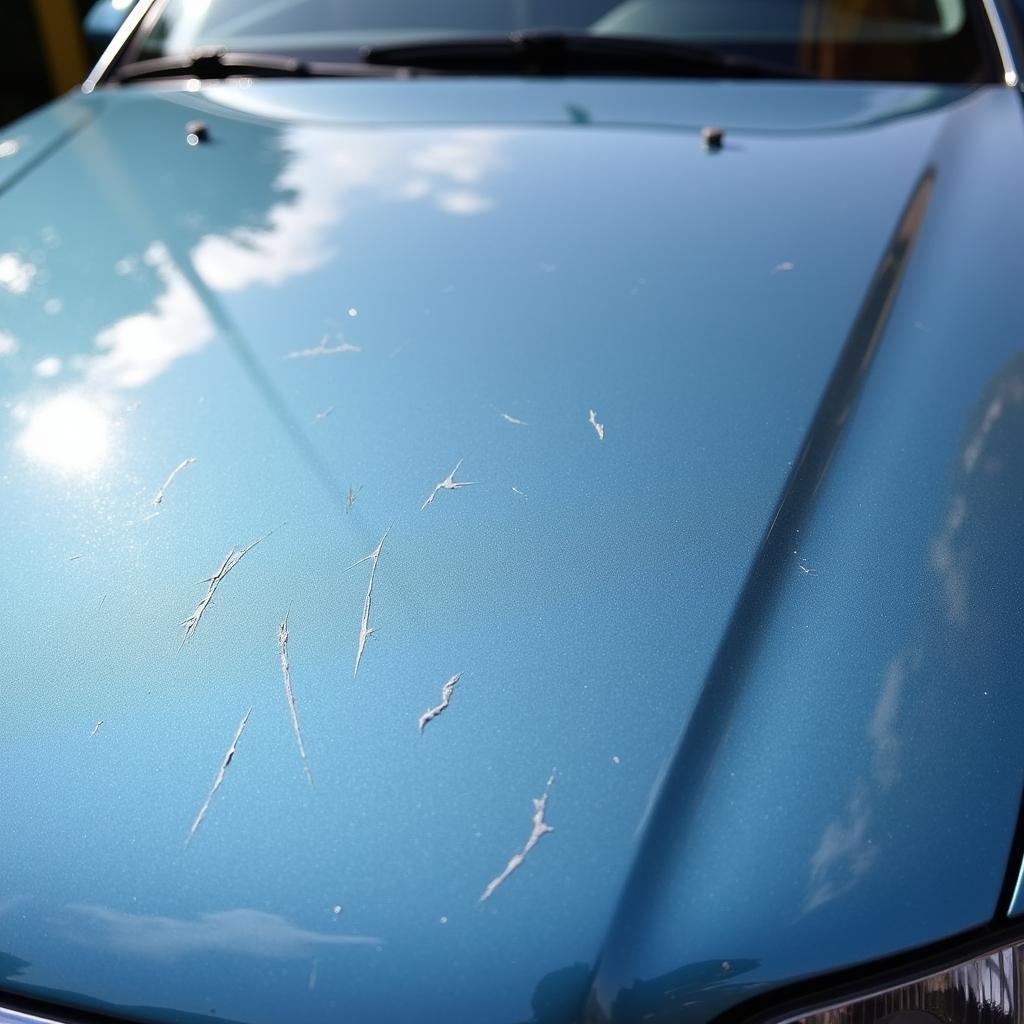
(124, 0), (998, 83)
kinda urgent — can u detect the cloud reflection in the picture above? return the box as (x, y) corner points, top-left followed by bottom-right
(33, 356), (62, 378)
(85, 242), (215, 391)
(933, 362), (1024, 626)
(68, 905), (381, 961)
(803, 784), (877, 914)
(0, 252), (36, 294)
(438, 190), (494, 215)
(193, 129), (505, 292)
(802, 652), (910, 913)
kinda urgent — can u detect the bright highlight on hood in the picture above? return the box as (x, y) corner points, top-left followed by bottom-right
(17, 394), (111, 474)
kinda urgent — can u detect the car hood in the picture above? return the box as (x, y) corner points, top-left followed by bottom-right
(1, 78), (1023, 1024)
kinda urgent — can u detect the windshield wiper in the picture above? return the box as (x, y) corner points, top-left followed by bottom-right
(114, 47), (408, 83)
(363, 31), (808, 78)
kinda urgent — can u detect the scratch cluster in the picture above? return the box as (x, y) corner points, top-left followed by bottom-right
(153, 457), (196, 506)
(418, 674), (461, 734)
(186, 707), (252, 846)
(287, 336), (361, 359)
(279, 617), (314, 789)
(348, 527), (391, 677)
(421, 459), (475, 511)
(181, 534), (269, 647)
(480, 773), (555, 902)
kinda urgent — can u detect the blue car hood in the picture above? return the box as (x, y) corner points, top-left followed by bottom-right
(1, 78), (1023, 1024)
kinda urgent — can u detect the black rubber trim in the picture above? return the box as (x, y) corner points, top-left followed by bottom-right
(714, 920), (1024, 1024)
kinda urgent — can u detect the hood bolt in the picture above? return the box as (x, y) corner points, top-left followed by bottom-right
(186, 121), (210, 146)
(701, 125), (725, 151)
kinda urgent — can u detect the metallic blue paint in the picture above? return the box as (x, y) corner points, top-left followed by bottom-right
(0, 77), (1022, 1024)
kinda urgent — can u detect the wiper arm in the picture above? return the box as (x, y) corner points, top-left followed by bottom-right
(363, 31), (808, 79)
(114, 46), (407, 83)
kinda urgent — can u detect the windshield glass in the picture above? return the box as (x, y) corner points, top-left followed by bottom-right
(126, 0), (997, 83)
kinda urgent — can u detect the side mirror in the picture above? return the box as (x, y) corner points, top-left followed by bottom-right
(83, 0), (138, 60)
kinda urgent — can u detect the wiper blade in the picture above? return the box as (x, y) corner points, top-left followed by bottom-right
(114, 46), (407, 83)
(363, 31), (808, 79)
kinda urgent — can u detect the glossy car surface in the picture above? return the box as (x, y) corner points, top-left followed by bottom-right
(1, 3), (1024, 1023)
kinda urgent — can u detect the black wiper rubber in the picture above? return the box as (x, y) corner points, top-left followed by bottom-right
(363, 31), (808, 78)
(114, 47), (406, 83)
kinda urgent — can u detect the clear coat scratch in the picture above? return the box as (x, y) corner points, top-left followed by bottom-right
(90, 719), (104, 737)
(347, 526), (391, 677)
(511, 486), (527, 498)
(480, 773), (555, 902)
(313, 405), (335, 422)
(418, 674), (461, 734)
(185, 706), (252, 847)
(500, 413), (528, 426)
(771, 261), (795, 275)
(421, 459), (476, 510)
(278, 616), (314, 789)
(180, 533), (270, 648)
(286, 336), (361, 359)
(588, 409), (605, 442)
(153, 457), (196, 506)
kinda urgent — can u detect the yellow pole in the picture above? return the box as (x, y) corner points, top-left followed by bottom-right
(31, 0), (90, 95)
